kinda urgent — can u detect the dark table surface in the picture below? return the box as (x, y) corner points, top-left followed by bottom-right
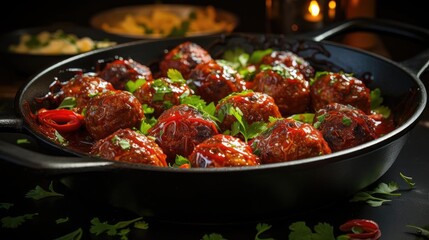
(1, 21), (429, 239)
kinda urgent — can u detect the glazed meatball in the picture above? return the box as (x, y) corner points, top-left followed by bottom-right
(313, 103), (378, 152)
(148, 104), (219, 163)
(54, 73), (115, 113)
(85, 90), (145, 140)
(97, 58), (153, 90)
(189, 134), (261, 168)
(252, 65), (310, 116)
(133, 77), (193, 118)
(90, 128), (167, 167)
(215, 90), (282, 133)
(310, 72), (371, 114)
(159, 41), (213, 79)
(250, 118), (331, 163)
(260, 50), (315, 80)
(188, 60), (246, 104)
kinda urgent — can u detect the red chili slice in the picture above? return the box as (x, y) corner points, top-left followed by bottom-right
(339, 219), (381, 240)
(37, 109), (84, 133)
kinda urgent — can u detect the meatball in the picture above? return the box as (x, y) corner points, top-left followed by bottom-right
(85, 90), (145, 140)
(189, 134), (261, 168)
(133, 77), (193, 118)
(313, 103), (378, 152)
(252, 65), (310, 116)
(148, 104), (219, 163)
(90, 128), (167, 167)
(57, 73), (115, 113)
(188, 60), (246, 104)
(260, 50), (315, 80)
(250, 118), (331, 163)
(159, 41), (213, 79)
(97, 58), (153, 90)
(215, 90), (282, 133)
(310, 72), (371, 114)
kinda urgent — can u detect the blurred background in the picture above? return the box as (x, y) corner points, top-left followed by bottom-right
(2, 0), (428, 34)
(2, 0), (427, 62)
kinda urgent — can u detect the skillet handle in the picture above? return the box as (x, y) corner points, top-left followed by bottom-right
(0, 139), (114, 173)
(308, 17), (429, 78)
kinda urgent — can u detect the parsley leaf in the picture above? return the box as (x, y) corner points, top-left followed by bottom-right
(172, 155), (191, 168)
(201, 233), (227, 240)
(370, 88), (391, 118)
(90, 216), (146, 238)
(406, 225), (429, 238)
(255, 223), (274, 240)
(0, 202), (13, 210)
(289, 221), (335, 240)
(16, 138), (30, 144)
(54, 227), (83, 240)
(400, 172), (416, 188)
(1, 213), (39, 228)
(56, 217), (69, 224)
(224, 104), (267, 142)
(167, 69), (186, 84)
(288, 113), (315, 124)
(57, 97), (77, 109)
(25, 181), (64, 200)
(125, 78), (146, 93)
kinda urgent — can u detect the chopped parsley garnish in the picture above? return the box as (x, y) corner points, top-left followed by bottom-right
(222, 104), (267, 142)
(167, 68), (186, 84)
(288, 113), (315, 124)
(370, 88), (391, 118)
(16, 138), (30, 144)
(342, 116), (352, 126)
(125, 78), (146, 93)
(139, 117), (157, 135)
(57, 97), (77, 109)
(180, 95), (218, 122)
(111, 135), (131, 150)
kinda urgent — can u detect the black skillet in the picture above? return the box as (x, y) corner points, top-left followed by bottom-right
(0, 18), (427, 224)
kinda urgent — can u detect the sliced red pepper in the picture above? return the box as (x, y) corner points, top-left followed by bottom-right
(339, 219), (381, 240)
(37, 108), (84, 133)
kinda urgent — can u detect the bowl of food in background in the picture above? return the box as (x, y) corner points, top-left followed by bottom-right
(90, 4), (238, 39)
(0, 24), (132, 76)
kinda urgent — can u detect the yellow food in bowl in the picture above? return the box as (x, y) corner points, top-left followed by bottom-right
(100, 6), (235, 38)
(9, 30), (117, 55)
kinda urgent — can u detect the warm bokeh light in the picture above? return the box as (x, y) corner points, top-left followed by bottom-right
(328, 0), (336, 9)
(308, 0), (321, 17)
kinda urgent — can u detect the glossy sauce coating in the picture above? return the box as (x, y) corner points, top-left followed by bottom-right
(260, 50), (315, 80)
(133, 77), (193, 118)
(98, 58), (153, 90)
(59, 74), (115, 113)
(159, 41), (213, 79)
(313, 103), (378, 152)
(310, 72), (371, 114)
(85, 90), (145, 140)
(189, 134), (260, 168)
(188, 60), (246, 104)
(215, 91), (282, 133)
(252, 66), (310, 116)
(250, 118), (332, 163)
(148, 104), (219, 163)
(90, 128), (167, 166)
